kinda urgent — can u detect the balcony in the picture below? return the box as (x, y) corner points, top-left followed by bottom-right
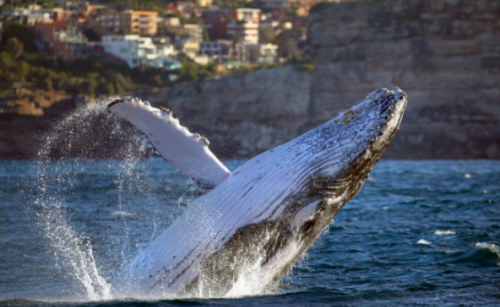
(138, 16), (154, 22)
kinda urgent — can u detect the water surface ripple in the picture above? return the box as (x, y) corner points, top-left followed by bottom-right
(0, 159), (499, 306)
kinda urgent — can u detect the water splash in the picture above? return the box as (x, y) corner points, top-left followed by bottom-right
(31, 102), (286, 301)
(34, 102), (150, 301)
(475, 243), (500, 259)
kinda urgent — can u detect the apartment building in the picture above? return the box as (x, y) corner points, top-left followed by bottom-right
(202, 8), (260, 44)
(199, 40), (232, 63)
(98, 35), (176, 68)
(87, 11), (158, 36)
(34, 22), (89, 61)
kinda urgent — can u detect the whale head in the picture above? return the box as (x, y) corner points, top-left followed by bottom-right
(310, 87), (407, 183)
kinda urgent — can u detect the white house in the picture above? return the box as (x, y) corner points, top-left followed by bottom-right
(98, 35), (177, 68)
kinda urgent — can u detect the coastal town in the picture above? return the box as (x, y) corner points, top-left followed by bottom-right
(1, 0), (497, 161)
(0, 0), (323, 116)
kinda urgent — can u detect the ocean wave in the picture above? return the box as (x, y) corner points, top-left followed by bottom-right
(435, 230), (456, 236)
(475, 243), (500, 258)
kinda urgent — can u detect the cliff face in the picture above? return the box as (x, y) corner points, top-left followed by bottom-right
(151, 65), (311, 158)
(154, 0), (500, 159)
(308, 0), (500, 159)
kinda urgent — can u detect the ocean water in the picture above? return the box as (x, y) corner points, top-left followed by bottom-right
(0, 159), (499, 306)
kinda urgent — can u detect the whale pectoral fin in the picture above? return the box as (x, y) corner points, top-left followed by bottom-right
(107, 97), (231, 194)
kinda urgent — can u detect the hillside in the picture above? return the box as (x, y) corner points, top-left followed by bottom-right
(1, 0), (499, 160)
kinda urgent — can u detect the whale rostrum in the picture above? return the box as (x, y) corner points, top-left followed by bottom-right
(106, 87), (407, 298)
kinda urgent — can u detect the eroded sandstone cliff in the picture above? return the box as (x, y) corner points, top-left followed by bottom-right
(307, 0), (500, 159)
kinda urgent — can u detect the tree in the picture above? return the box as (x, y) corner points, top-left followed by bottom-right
(40, 78), (54, 91)
(259, 28), (275, 44)
(6, 38), (24, 59)
(83, 29), (102, 42)
(1, 23), (38, 52)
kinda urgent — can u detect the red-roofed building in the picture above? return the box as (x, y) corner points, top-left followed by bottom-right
(166, 2), (198, 16)
(34, 22), (90, 61)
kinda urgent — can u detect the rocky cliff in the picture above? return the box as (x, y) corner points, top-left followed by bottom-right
(308, 0), (500, 159)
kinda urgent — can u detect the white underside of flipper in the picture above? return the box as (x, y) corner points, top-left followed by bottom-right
(107, 97), (231, 194)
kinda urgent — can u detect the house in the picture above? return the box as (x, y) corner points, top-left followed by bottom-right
(166, 2), (198, 16)
(199, 40), (232, 63)
(179, 41), (200, 59)
(152, 37), (177, 57)
(63, 3), (106, 18)
(183, 24), (203, 43)
(86, 11), (158, 36)
(1, 8), (51, 25)
(162, 17), (181, 27)
(97, 35), (177, 68)
(176, 1), (197, 14)
(202, 8), (260, 44)
(197, 0), (213, 7)
(246, 43), (278, 64)
(34, 22), (90, 61)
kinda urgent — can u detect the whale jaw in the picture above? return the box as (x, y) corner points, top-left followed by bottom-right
(110, 88), (407, 299)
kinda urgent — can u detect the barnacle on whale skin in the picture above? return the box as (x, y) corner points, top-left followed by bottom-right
(336, 109), (361, 125)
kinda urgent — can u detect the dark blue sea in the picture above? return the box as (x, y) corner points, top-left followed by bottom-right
(1, 159), (499, 306)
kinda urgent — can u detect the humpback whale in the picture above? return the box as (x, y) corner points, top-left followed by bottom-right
(106, 87), (407, 298)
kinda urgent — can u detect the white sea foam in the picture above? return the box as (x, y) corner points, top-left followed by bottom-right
(34, 104), (148, 301)
(417, 239), (432, 245)
(435, 230), (456, 236)
(113, 211), (134, 216)
(475, 243), (500, 258)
